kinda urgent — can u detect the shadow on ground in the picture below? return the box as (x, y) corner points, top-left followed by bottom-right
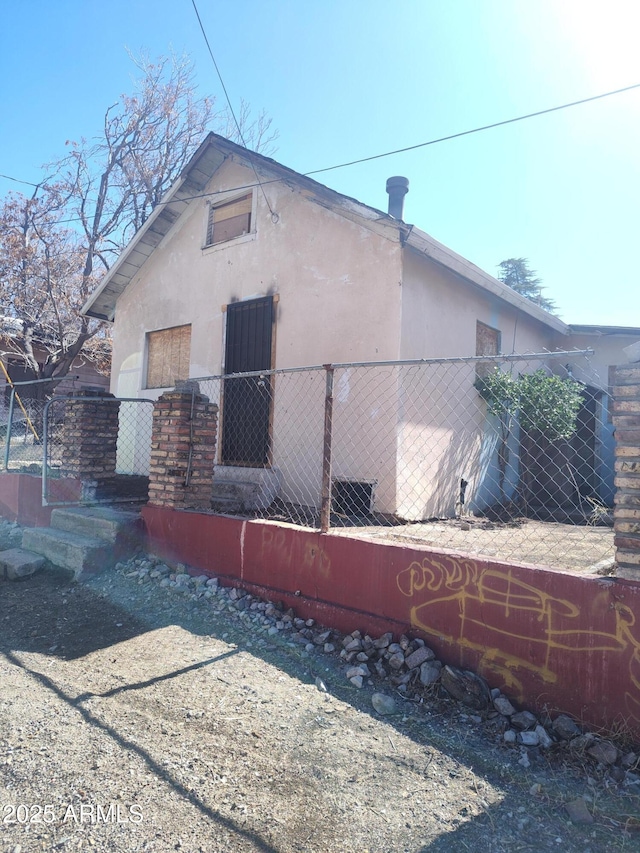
(1, 564), (637, 852)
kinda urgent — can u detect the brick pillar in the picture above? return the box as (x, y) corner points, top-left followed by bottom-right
(148, 382), (218, 510)
(61, 389), (121, 489)
(612, 365), (640, 580)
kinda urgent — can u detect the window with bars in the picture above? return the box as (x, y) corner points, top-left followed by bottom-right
(145, 324), (191, 389)
(205, 193), (253, 247)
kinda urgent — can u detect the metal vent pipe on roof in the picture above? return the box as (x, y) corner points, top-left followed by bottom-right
(386, 176), (409, 220)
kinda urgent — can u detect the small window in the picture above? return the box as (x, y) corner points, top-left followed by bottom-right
(476, 321), (501, 357)
(146, 325), (191, 389)
(205, 193), (252, 247)
(476, 321), (501, 378)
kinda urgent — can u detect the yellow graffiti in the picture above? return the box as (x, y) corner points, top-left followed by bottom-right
(397, 557), (640, 719)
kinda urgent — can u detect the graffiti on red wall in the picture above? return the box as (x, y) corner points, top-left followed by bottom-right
(397, 556), (640, 724)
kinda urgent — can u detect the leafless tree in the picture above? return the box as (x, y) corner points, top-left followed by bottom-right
(0, 51), (277, 385)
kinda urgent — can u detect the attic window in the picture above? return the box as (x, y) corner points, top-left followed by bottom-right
(205, 193), (252, 247)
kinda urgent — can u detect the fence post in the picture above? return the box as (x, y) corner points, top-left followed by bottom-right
(147, 381), (219, 510)
(320, 365), (334, 534)
(3, 388), (15, 470)
(59, 389), (121, 500)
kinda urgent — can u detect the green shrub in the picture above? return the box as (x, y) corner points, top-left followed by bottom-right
(476, 368), (583, 441)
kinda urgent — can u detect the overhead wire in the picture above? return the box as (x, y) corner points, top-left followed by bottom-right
(190, 0), (277, 219)
(304, 81), (640, 176)
(0, 173), (42, 188)
(1, 80), (638, 225)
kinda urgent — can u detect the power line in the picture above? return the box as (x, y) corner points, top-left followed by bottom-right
(0, 173), (41, 188)
(190, 0), (277, 219)
(303, 81), (640, 176)
(2, 80), (638, 223)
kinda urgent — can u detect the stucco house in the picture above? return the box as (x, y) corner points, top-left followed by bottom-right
(82, 133), (639, 520)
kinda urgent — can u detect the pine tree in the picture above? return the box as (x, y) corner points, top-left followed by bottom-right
(497, 258), (556, 313)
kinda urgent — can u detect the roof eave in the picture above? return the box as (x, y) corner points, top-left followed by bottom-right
(405, 227), (569, 335)
(568, 324), (640, 336)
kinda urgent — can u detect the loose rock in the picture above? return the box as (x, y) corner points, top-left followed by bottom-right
(371, 693), (396, 715)
(404, 645), (435, 669)
(587, 740), (619, 765)
(440, 666), (490, 711)
(565, 798), (594, 824)
(493, 695), (516, 716)
(511, 711), (537, 731)
(552, 714), (581, 740)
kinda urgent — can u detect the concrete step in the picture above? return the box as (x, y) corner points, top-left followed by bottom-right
(212, 466), (281, 511)
(0, 548), (45, 580)
(211, 480), (262, 513)
(21, 527), (115, 580)
(51, 507), (143, 549)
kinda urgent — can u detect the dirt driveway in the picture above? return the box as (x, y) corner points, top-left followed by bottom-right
(1, 552), (638, 852)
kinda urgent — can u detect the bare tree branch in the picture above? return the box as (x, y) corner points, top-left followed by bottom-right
(0, 50), (276, 386)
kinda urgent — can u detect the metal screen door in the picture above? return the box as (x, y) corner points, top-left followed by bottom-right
(221, 296), (274, 466)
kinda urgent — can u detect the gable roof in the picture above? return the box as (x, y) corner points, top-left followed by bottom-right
(82, 132), (567, 334)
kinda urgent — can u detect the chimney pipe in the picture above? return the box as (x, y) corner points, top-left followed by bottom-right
(386, 176), (409, 220)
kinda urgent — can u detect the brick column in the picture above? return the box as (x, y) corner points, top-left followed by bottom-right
(148, 382), (218, 510)
(61, 389), (120, 489)
(612, 365), (640, 580)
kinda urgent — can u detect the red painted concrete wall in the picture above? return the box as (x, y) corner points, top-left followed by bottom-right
(143, 505), (640, 738)
(0, 473), (82, 527)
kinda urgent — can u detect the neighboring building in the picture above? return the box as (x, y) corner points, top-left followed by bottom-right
(82, 133), (639, 518)
(0, 317), (109, 422)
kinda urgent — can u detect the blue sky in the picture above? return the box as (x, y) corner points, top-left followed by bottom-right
(1, 0), (638, 326)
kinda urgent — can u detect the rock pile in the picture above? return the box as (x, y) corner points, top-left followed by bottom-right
(117, 554), (639, 787)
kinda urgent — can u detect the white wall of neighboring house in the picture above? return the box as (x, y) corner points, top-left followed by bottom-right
(562, 329), (640, 505)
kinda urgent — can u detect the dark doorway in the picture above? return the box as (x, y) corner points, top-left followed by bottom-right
(221, 296), (274, 466)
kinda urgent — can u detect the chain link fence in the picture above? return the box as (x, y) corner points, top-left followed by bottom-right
(196, 350), (614, 570)
(42, 396), (154, 506)
(0, 352), (615, 569)
(0, 378), (63, 472)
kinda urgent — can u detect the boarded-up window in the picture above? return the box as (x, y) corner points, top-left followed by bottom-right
(476, 321), (501, 356)
(146, 325), (191, 389)
(205, 193), (252, 246)
(476, 321), (501, 378)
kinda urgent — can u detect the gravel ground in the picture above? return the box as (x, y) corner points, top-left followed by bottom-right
(1, 522), (638, 853)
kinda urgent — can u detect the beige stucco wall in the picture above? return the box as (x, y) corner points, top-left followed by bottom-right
(390, 249), (560, 518)
(110, 159), (404, 505)
(111, 159), (404, 396)
(399, 249), (558, 360)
